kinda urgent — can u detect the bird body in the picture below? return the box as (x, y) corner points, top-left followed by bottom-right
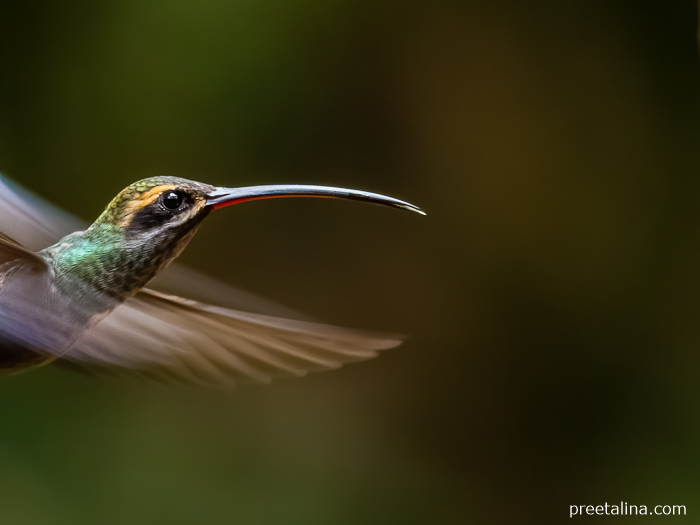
(0, 175), (422, 386)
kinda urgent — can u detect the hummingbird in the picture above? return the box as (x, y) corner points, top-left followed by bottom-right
(0, 175), (422, 387)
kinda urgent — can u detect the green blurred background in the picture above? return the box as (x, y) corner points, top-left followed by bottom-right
(0, 0), (698, 523)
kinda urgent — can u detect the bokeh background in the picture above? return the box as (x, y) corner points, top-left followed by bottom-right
(0, 0), (698, 523)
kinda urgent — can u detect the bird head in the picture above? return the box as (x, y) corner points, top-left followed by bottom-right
(60, 176), (423, 298)
(94, 175), (423, 243)
(93, 176), (217, 243)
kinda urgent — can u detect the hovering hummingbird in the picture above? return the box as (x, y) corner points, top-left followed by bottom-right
(0, 175), (422, 387)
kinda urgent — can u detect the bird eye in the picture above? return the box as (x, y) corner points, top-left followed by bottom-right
(162, 191), (184, 210)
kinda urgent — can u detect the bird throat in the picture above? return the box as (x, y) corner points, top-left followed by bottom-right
(41, 223), (200, 303)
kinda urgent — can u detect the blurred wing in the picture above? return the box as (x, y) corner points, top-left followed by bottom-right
(0, 232), (47, 266)
(149, 265), (312, 321)
(0, 174), (86, 250)
(0, 179), (104, 359)
(63, 289), (403, 388)
(0, 174), (306, 318)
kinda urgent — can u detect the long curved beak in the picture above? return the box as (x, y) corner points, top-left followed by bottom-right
(205, 184), (425, 215)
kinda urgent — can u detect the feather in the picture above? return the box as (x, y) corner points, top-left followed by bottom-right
(64, 289), (402, 387)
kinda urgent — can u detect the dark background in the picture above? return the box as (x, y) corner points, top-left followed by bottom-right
(0, 0), (698, 523)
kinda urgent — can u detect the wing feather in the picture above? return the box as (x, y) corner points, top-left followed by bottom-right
(64, 289), (404, 387)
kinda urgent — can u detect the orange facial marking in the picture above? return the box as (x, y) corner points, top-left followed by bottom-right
(118, 184), (176, 228)
(133, 185), (176, 210)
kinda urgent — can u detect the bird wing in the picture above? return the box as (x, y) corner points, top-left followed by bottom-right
(0, 232), (47, 266)
(0, 174), (85, 251)
(63, 288), (403, 387)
